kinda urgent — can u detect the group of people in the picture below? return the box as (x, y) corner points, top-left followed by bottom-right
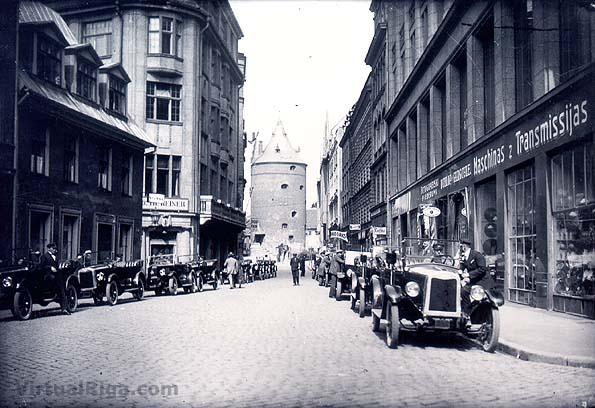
(276, 243), (290, 263)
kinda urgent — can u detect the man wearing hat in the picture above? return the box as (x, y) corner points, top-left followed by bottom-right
(458, 239), (487, 312)
(224, 252), (240, 289)
(431, 242), (446, 264)
(39, 243), (69, 315)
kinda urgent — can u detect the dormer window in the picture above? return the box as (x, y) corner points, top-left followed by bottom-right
(77, 60), (97, 101)
(108, 76), (126, 115)
(37, 34), (61, 86)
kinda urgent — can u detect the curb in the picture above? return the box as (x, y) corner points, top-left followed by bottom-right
(497, 339), (595, 369)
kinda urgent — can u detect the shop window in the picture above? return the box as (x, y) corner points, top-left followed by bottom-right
(552, 141), (594, 299)
(507, 163), (536, 305)
(61, 211), (80, 261)
(475, 178), (497, 256)
(97, 146), (112, 191)
(514, 0), (534, 111)
(64, 136), (78, 183)
(118, 222), (133, 261)
(448, 190), (468, 242)
(82, 20), (112, 58)
(97, 222), (114, 262)
(29, 207), (52, 254)
(145, 154), (154, 194)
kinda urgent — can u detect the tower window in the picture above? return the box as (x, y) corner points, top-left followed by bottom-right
(291, 211), (297, 217)
(281, 183), (288, 189)
(290, 165), (296, 171)
(281, 223), (288, 229)
(299, 185), (304, 190)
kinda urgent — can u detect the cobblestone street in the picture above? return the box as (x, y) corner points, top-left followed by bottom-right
(1, 263), (594, 408)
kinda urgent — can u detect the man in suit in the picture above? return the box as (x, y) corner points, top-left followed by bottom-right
(458, 239), (487, 313)
(328, 250), (345, 298)
(290, 253), (300, 286)
(39, 243), (69, 315)
(224, 253), (239, 289)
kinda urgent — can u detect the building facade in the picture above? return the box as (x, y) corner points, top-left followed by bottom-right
(380, 0), (594, 318)
(5, 1), (151, 263)
(340, 76), (373, 250)
(46, 0), (247, 266)
(251, 120), (306, 254)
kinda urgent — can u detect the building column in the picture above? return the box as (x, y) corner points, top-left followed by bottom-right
(466, 35), (484, 144)
(445, 64), (461, 159)
(494, 0), (516, 127)
(534, 152), (549, 310)
(429, 84), (443, 170)
(416, 102), (428, 177)
(406, 115), (417, 185)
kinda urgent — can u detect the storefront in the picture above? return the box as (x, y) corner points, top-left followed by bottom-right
(390, 76), (594, 318)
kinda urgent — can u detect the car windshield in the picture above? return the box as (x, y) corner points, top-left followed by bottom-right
(400, 238), (460, 266)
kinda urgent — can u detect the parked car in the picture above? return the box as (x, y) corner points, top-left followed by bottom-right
(0, 253), (80, 320)
(330, 250), (364, 301)
(147, 255), (198, 295)
(77, 255), (145, 305)
(349, 253), (378, 318)
(370, 238), (503, 352)
(189, 258), (220, 290)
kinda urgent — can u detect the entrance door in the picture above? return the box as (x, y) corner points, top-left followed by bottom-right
(507, 163), (537, 306)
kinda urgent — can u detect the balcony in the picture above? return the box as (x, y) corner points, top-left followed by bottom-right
(210, 140), (220, 160)
(200, 195), (246, 229)
(146, 55), (183, 77)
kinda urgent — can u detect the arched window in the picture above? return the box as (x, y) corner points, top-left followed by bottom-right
(281, 183), (288, 189)
(291, 211), (297, 217)
(289, 165), (296, 171)
(281, 223), (288, 229)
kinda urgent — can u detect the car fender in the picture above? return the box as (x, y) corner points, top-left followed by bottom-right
(134, 271), (145, 285)
(371, 275), (383, 308)
(107, 273), (119, 284)
(358, 276), (366, 289)
(384, 284), (403, 305)
(65, 274), (80, 291)
(485, 288), (504, 307)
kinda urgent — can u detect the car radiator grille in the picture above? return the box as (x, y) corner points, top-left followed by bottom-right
(79, 270), (95, 289)
(428, 278), (457, 312)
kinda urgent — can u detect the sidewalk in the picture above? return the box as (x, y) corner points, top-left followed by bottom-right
(498, 301), (595, 369)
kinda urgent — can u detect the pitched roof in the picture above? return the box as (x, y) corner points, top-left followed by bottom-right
(19, 1), (78, 46)
(253, 120), (305, 165)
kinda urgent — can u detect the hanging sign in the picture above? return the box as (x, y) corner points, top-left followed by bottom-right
(349, 224), (361, 231)
(422, 206), (441, 218)
(330, 230), (348, 242)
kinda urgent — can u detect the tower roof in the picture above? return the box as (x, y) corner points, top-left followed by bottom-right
(253, 120), (305, 165)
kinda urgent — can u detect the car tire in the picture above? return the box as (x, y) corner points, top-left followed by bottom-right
(168, 277), (178, 296)
(386, 305), (400, 349)
(189, 273), (198, 293)
(65, 283), (78, 313)
(134, 278), (145, 301)
(372, 312), (380, 332)
(105, 281), (119, 306)
(12, 288), (33, 320)
(197, 275), (204, 292)
(481, 308), (501, 353)
(359, 288), (366, 318)
(335, 281), (342, 301)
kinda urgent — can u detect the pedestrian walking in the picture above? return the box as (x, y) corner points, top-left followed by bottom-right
(299, 253), (306, 277)
(224, 252), (240, 289)
(290, 253), (300, 286)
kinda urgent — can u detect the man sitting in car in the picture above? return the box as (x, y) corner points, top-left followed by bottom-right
(458, 239), (487, 313)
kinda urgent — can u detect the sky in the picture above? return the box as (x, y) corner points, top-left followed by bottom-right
(229, 0), (374, 210)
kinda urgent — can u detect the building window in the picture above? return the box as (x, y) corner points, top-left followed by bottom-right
(559, 1), (592, 82)
(121, 153), (133, 196)
(76, 59), (97, 101)
(478, 13), (495, 133)
(172, 156), (181, 197)
(97, 222), (114, 262)
(31, 127), (49, 176)
(290, 165), (296, 171)
(200, 164), (208, 194)
(291, 211), (297, 218)
(82, 20), (112, 57)
(64, 136), (78, 183)
(145, 154), (154, 194)
(282, 223), (288, 229)
(453, 51), (467, 150)
(514, 0), (533, 111)
(118, 222), (133, 261)
(146, 82), (181, 122)
(148, 16), (182, 57)
(37, 34), (61, 86)
(61, 211), (80, 261)
(29, 207), (52, 254)
(97, 146), (112, 191)
(281, 183), (288, 189)
(552, 141), (594, 299)
(288, 235), (294, 241)
(420, 1), (429, 47)
(299, 185), (304, 190)
(156, 155), (169, 195)
(109, 76), (126, 115)
(507, 163), (536, 305)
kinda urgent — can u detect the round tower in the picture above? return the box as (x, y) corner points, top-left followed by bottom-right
(251, 120), (307, 255)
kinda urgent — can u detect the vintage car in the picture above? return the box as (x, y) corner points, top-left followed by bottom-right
(370, 238), (503, 352)
(0, 254), (80, 320)
(241, 259), (254, 283)
(348, 253), (379, 318)
(330, 250), (366, 301)
(77, 256), (145, 305)
(147, 255), (199, 295)
(189, 258), (220, 290)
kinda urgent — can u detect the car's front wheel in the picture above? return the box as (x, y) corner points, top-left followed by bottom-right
(105, 281), (119, 306)
(359, 288), (366, 318)
(479, 308), (501, 352)
(372, 311), (380, 332)
(134, 279), (145, 301)
(168, 277), (178, 295)
(65, 283), (78, 313)
(12, 288), (33, 320)
(386, 305), (400, 349)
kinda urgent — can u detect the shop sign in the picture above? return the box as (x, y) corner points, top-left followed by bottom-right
(349, 224), (361, 231)
(330, 230), (348, 242)
(371, 226), (387, 236)
(143, 197), (189, 212)
(421, 206), (441, 218)
(418, 93), (591, 203)
(148, 193), (165, 203)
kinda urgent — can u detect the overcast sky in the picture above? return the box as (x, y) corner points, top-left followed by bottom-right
(229, 0), (373, 209)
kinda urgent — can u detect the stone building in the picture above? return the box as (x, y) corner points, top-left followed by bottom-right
(250, 120), (306, 254)
(3, 1), (152, 263)
(45, 0), (247, 266)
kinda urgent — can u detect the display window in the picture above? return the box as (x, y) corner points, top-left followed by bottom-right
(551, 141), (595, 299)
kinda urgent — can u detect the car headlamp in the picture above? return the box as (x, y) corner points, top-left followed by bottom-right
(470, 285), (486, 301)
(97, 272), (105, 281)
(405, 281), (420, 298)
(159, 269), (166, 277)
(2, 276), (13, 288)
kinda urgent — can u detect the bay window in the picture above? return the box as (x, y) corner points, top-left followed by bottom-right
(146, 81), (181, 122)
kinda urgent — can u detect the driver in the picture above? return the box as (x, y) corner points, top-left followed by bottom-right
(458, 239), (487, 313)
(430, 243), (446, 264)
(39, 243), (70, 315)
